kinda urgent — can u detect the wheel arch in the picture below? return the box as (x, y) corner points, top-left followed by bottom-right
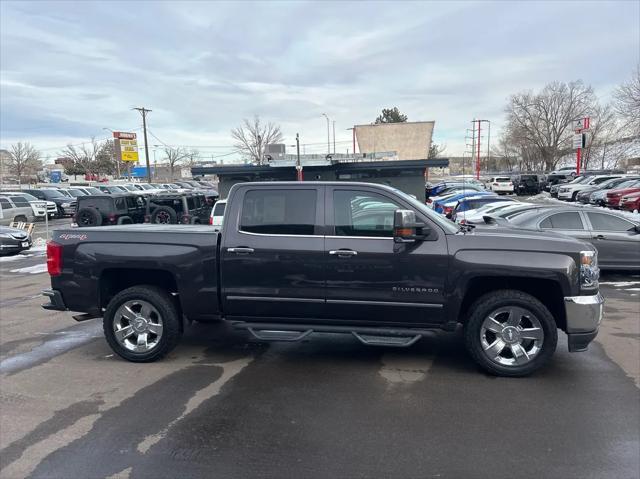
(458, 276), (567, 332)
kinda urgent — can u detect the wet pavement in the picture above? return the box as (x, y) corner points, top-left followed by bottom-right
(0, 247), (639, 478)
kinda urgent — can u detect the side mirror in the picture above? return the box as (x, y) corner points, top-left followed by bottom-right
(633, 225), (640, 233)
(393, 209), (428, 243)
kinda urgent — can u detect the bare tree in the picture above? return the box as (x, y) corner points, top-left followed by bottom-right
(613, 68), (640, 137)
(7, 142), (41, 184)
(504, 80), (597, 171)
(59, 138), (101, 176)
(184, 149), (200, 168)
(163, 147), (187, 179)
(231, 116), (284, 164)
(428, 142), (446, 159)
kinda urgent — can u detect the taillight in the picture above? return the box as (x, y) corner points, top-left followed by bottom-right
(108, 213), (116, 224)
(209, 216), (213, 225)
(443, 206), (453, 215)
(426, 198), (433, 204)
(47, 242), (62, 276)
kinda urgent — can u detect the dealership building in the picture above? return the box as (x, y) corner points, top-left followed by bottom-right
(192, 156), (448, 199)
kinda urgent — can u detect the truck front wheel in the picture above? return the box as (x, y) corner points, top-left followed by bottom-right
(103, 286), (182, 362)
(464, 290), (557, 377)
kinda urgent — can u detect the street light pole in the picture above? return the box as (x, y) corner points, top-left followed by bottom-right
(296, 133), (303, 181)
(102, 127), (120, 179)
(332, 120), (336, 154)
(321, 113), (330, 154)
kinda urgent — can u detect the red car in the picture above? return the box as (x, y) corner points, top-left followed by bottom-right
(619, 190), (640, 212)
(606, 183), (640, 208)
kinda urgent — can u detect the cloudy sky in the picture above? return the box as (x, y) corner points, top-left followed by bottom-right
(1, 0), (638, 163)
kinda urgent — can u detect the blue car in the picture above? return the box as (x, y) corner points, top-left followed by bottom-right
(455, 195), (514, 213)
(433, 191), (496, 213)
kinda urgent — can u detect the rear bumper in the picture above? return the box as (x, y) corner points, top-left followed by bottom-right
(42, 289), (67, 311)
(564, 293), (604, 352)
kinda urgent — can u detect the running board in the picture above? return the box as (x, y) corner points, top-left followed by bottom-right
(247, 328), (313, 342)
(233, 322), (436, 347)
(352, 332), (421, 348)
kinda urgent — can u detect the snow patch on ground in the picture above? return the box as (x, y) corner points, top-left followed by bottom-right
(599, 281), (640, 287)
(527, 192), (640, 221)
(10, 264), (48, 274)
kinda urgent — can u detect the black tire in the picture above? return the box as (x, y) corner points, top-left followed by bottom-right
(190, 216), (201, 224)
(463, 290), (558, 377)
(103, 285), (183, 362)
(151, 206), (177, 224)
(117, 216), (133, 225)
(571, 191), (579, 202)
(56, 206), (65, 219)
(76, 207), (102, 227)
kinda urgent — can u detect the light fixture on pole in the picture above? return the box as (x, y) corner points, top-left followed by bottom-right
(321, 113), (330, 154)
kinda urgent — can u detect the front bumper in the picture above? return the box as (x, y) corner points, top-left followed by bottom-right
(0, 237), (31, 253)
(564, 293), (604, 352)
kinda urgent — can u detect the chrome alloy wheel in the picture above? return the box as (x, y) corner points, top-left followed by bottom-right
(113, 300), (164, 353)
(480, 306), (544, 367)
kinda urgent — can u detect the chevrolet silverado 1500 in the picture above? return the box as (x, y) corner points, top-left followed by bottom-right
(43, 182), (604, 376)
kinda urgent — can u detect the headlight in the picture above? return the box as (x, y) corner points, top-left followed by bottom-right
(580, 250), (599, 288)
(62, 203), (71, 207)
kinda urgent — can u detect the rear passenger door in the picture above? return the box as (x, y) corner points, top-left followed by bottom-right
(220, 186), (325, 320)
(584, 212), (640, 268)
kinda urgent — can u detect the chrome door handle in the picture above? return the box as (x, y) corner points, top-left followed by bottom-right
(227, 247), (254, 255)
(329, 249), (357, 257)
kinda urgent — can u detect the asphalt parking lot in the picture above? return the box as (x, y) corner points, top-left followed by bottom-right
(1, 217), (639, 479)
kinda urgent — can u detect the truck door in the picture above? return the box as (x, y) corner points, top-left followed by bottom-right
(220, 185), (325, 320)
(324, 186), (448, 325)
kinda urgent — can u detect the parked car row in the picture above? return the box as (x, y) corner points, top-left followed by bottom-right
(426, 181), (639, 271)
(552, 174), (640, 211)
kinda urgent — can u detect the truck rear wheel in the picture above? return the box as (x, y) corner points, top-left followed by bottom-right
(103, 286), (182, 362)
(463, 290), (557, 377)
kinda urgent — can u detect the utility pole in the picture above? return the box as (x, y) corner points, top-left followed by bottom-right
(134, 107), (152, 183)
(295, 133), (303, 181)
(322, 113), (330, 154)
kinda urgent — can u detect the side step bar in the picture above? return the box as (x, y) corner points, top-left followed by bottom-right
(233, 322), (437, 348)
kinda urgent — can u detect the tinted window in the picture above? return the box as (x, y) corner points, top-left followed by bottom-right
(587, 213), (635, 231)
(540, 212), (584, 230)
(85, 187), (102, 194)
(8, 196), (29, 207)
(240, 189), (317, 235)
(0, 198), (11, 210)
(41, 189), (64, 199)
(213, 202), (226, 216)
(67, 189), (86, 196)
(333, 190), (400, 237)
(80, 197), (113, 211)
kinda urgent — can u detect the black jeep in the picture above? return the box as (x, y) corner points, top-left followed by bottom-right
(146, 192), (212, 224)
(75, 194), (147, 227)
(512, 174), (541, 196)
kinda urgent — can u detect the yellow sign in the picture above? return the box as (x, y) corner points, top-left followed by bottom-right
(118, 138), (139, 162)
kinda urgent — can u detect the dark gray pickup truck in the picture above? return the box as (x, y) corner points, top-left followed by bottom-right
(43, 182), (604, 376)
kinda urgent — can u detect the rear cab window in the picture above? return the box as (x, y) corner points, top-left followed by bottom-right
(240, 189), (318, 235)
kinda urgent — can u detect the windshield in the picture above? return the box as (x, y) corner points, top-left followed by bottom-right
(67, 189), (86, 196)
(391, 188), (459, 234)
(40, 189), (65, 199)
(84, 187), (102, 194)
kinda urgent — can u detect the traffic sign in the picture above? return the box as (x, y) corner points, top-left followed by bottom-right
(573, 132), (587, 149)
(573, 117), (590, 131)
